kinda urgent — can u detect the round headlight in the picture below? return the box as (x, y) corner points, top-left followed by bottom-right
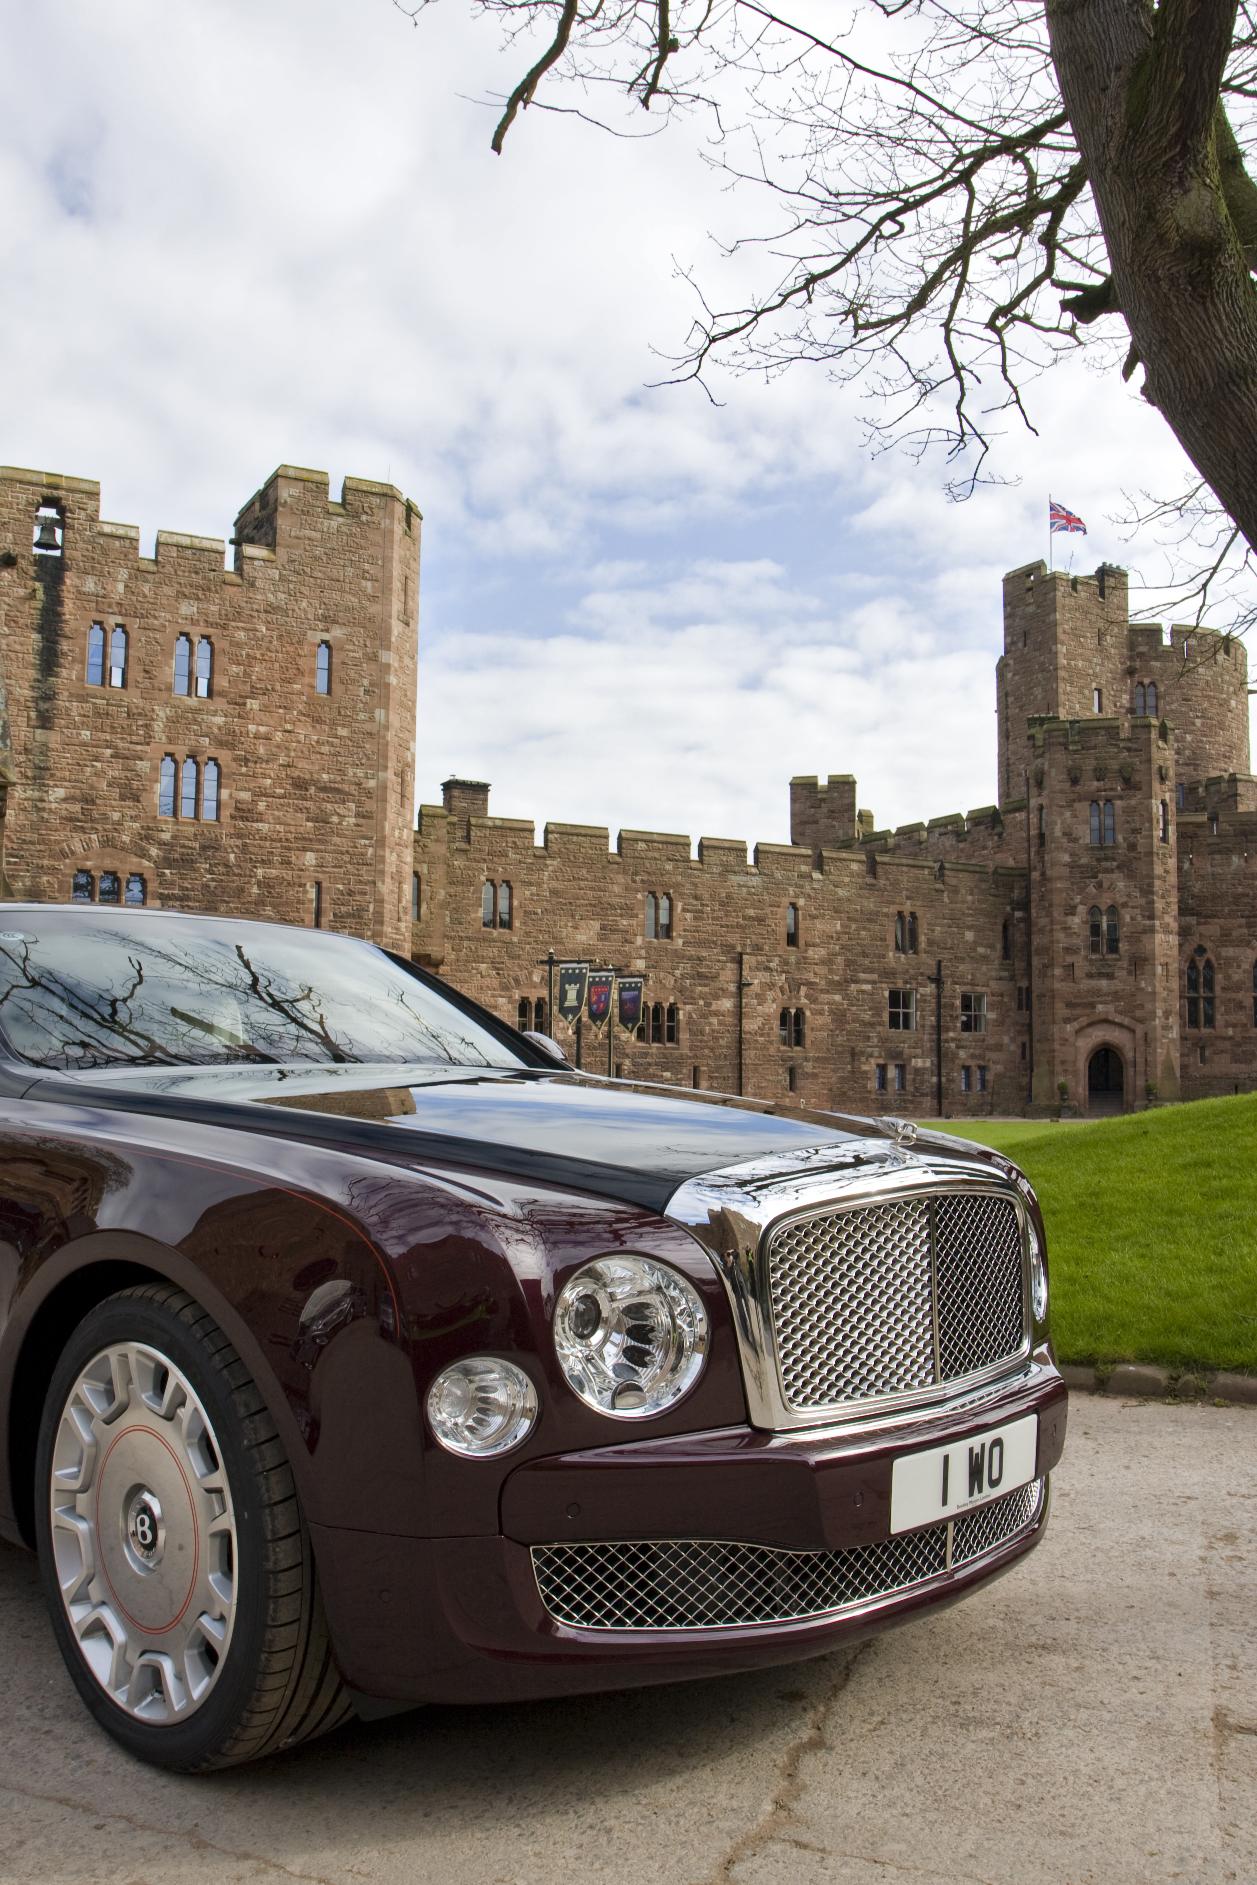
(554, 1256), (708, 1418)
(1028, 1220), (1049, 1325)
(426, 1357), (539, 1458)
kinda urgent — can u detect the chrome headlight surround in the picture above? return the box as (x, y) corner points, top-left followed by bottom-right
(1027, 1215), (1049, 1327)
(554, 1255), (708, 1418)
(426, 1356), (539, 1458)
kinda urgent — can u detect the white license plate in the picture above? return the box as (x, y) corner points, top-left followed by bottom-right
(889, 1414), (1038, 1535)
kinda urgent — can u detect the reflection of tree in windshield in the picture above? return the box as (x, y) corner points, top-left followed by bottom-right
(0, 921), (519, 1072)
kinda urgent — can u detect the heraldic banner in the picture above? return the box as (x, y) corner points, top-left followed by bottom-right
(557, 962), (589, 1026)
(616, 977), (644, 1034)
(587, 971), (613, 1026)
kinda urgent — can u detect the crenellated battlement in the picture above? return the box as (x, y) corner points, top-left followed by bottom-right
(0, 463), (420, 583)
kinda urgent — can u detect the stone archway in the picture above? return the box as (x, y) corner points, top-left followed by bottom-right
(1087, 1045), (1125, 1115)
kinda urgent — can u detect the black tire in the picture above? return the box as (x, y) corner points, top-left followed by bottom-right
(34, 1283), (355, 1771)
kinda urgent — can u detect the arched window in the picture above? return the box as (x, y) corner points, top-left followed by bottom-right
(1089, 801), (1101, 845)
(644, 892), (658, 940)
(907, 912), (918, 954)
(173, 634), (191, 696)
(71, 870), (94, 902)
(1146, 681), (1158, 715)
(650, 1001), (665, 1044)
(1092, 686), (1103, 713)
(498, 881), (512, 930)
(1105, 906), (1120, 955)
(534, 996), (546, 1032)
(1160, 799), (1170, 843)
(109, 624), (128, 688)
(518, 997), (532, 1032)
(792, 1008), (805, 1048)
(1001, 917), (1012, 962)
(202, 759), (221, 822)
(786, 903), (799, 948)
(658, 893), (672, 940)
(195, 637), (213, 699)
(158, 755), (177, 818)
(779, 1007), (791, 1046)
(124, 873), (147, 906)
(315, 641), (332, 695)
(98, 871), (121, 904)
(1088, 905), (1103, 955)
(411, 872), (421, 921)
(665, 1003), (679, 1045)
(894, 911), (905, 953)
(86, 623), (105, 687)
(1134, 683), (1146, 716)
(1103, 800), (1116, 844)
(180, 757), (199, 820)
(1186, 955), (1216, 1029)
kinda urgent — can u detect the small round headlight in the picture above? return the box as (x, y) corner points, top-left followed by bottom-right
(1028, 1221), (1049, 1325)
(426, 1357), (538, 1458)
(554, 1255), (708, 1418)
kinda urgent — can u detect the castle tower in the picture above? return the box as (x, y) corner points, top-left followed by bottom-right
(1027, 716), (1182, 1112)
(0, 463), (421, 948)
(997, 560), (1250, 805)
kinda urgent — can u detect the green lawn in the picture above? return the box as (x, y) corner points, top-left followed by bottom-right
(923, 1095), (1257, 1375)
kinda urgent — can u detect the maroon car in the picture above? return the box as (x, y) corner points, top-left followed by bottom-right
(0, 906), (1065, 1771)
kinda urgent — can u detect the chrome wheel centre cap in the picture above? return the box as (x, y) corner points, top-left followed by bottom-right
(125, 1488), (165, 1569)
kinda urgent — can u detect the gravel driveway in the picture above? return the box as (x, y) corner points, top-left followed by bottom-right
(1, 1393), (1253, 1885)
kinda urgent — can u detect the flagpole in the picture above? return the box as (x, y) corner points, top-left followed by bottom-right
(1048, 497), (1054, 573)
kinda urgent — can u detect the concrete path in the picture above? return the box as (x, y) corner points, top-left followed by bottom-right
(0, 1394), (1252, 1885)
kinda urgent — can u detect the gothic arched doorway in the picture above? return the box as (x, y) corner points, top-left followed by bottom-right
(1087, 1046), (1125, 1114)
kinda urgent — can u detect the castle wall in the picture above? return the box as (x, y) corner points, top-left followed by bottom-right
(413, 793), (1030, 1119)
(1176, 805), (1257, 1099)
(0, 463), (420, 949)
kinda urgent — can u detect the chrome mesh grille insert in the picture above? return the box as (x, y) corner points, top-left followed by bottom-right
(769, 1198), (935, 1407)
(934, 1195), (1026, 1382)
(532, 1481), (1044, 1632)
(766, 1191), (1025, 1411)
(954, 1477), (1042, 1564)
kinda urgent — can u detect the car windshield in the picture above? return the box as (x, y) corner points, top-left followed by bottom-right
(0, 913), (529, 1072)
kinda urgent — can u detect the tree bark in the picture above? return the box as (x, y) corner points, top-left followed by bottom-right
(1046, 0), (1257, 552)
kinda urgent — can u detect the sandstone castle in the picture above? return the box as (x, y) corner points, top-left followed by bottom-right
(2, 461), (1253, 1116)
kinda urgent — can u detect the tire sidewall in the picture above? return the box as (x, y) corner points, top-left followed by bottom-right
(34, 1291), (272, 1771)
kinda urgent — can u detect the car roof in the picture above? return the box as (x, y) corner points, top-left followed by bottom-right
(0, 903), (362, 940)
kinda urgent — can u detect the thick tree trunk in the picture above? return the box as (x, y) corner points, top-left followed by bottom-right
(1046, 0), (1257, 552)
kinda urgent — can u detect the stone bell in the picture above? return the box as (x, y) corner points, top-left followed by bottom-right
(33, 512), (62, 551)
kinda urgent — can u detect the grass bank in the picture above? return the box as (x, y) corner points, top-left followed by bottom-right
(924, 1095), (1257, 1374)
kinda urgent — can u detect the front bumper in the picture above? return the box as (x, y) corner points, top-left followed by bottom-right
(312, 1351), (1066, 1707)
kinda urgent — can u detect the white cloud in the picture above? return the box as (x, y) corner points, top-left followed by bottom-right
(2, 0), (1252, 845)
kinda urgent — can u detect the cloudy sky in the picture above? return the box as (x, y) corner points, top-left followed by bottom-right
(4, 1), (1251, 846)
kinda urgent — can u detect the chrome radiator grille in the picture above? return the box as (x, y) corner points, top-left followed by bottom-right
(767, 1191), (1026, 1412)
(533, 1480), (1044, 1632)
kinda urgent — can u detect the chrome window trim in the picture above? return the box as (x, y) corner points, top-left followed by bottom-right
(667, 1146), (1031, 1433)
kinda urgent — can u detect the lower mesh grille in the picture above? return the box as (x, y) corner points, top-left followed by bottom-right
(532, 1480), (1044, 1631)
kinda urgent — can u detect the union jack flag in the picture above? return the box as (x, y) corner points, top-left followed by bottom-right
(1049, 497), (1087, 535)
